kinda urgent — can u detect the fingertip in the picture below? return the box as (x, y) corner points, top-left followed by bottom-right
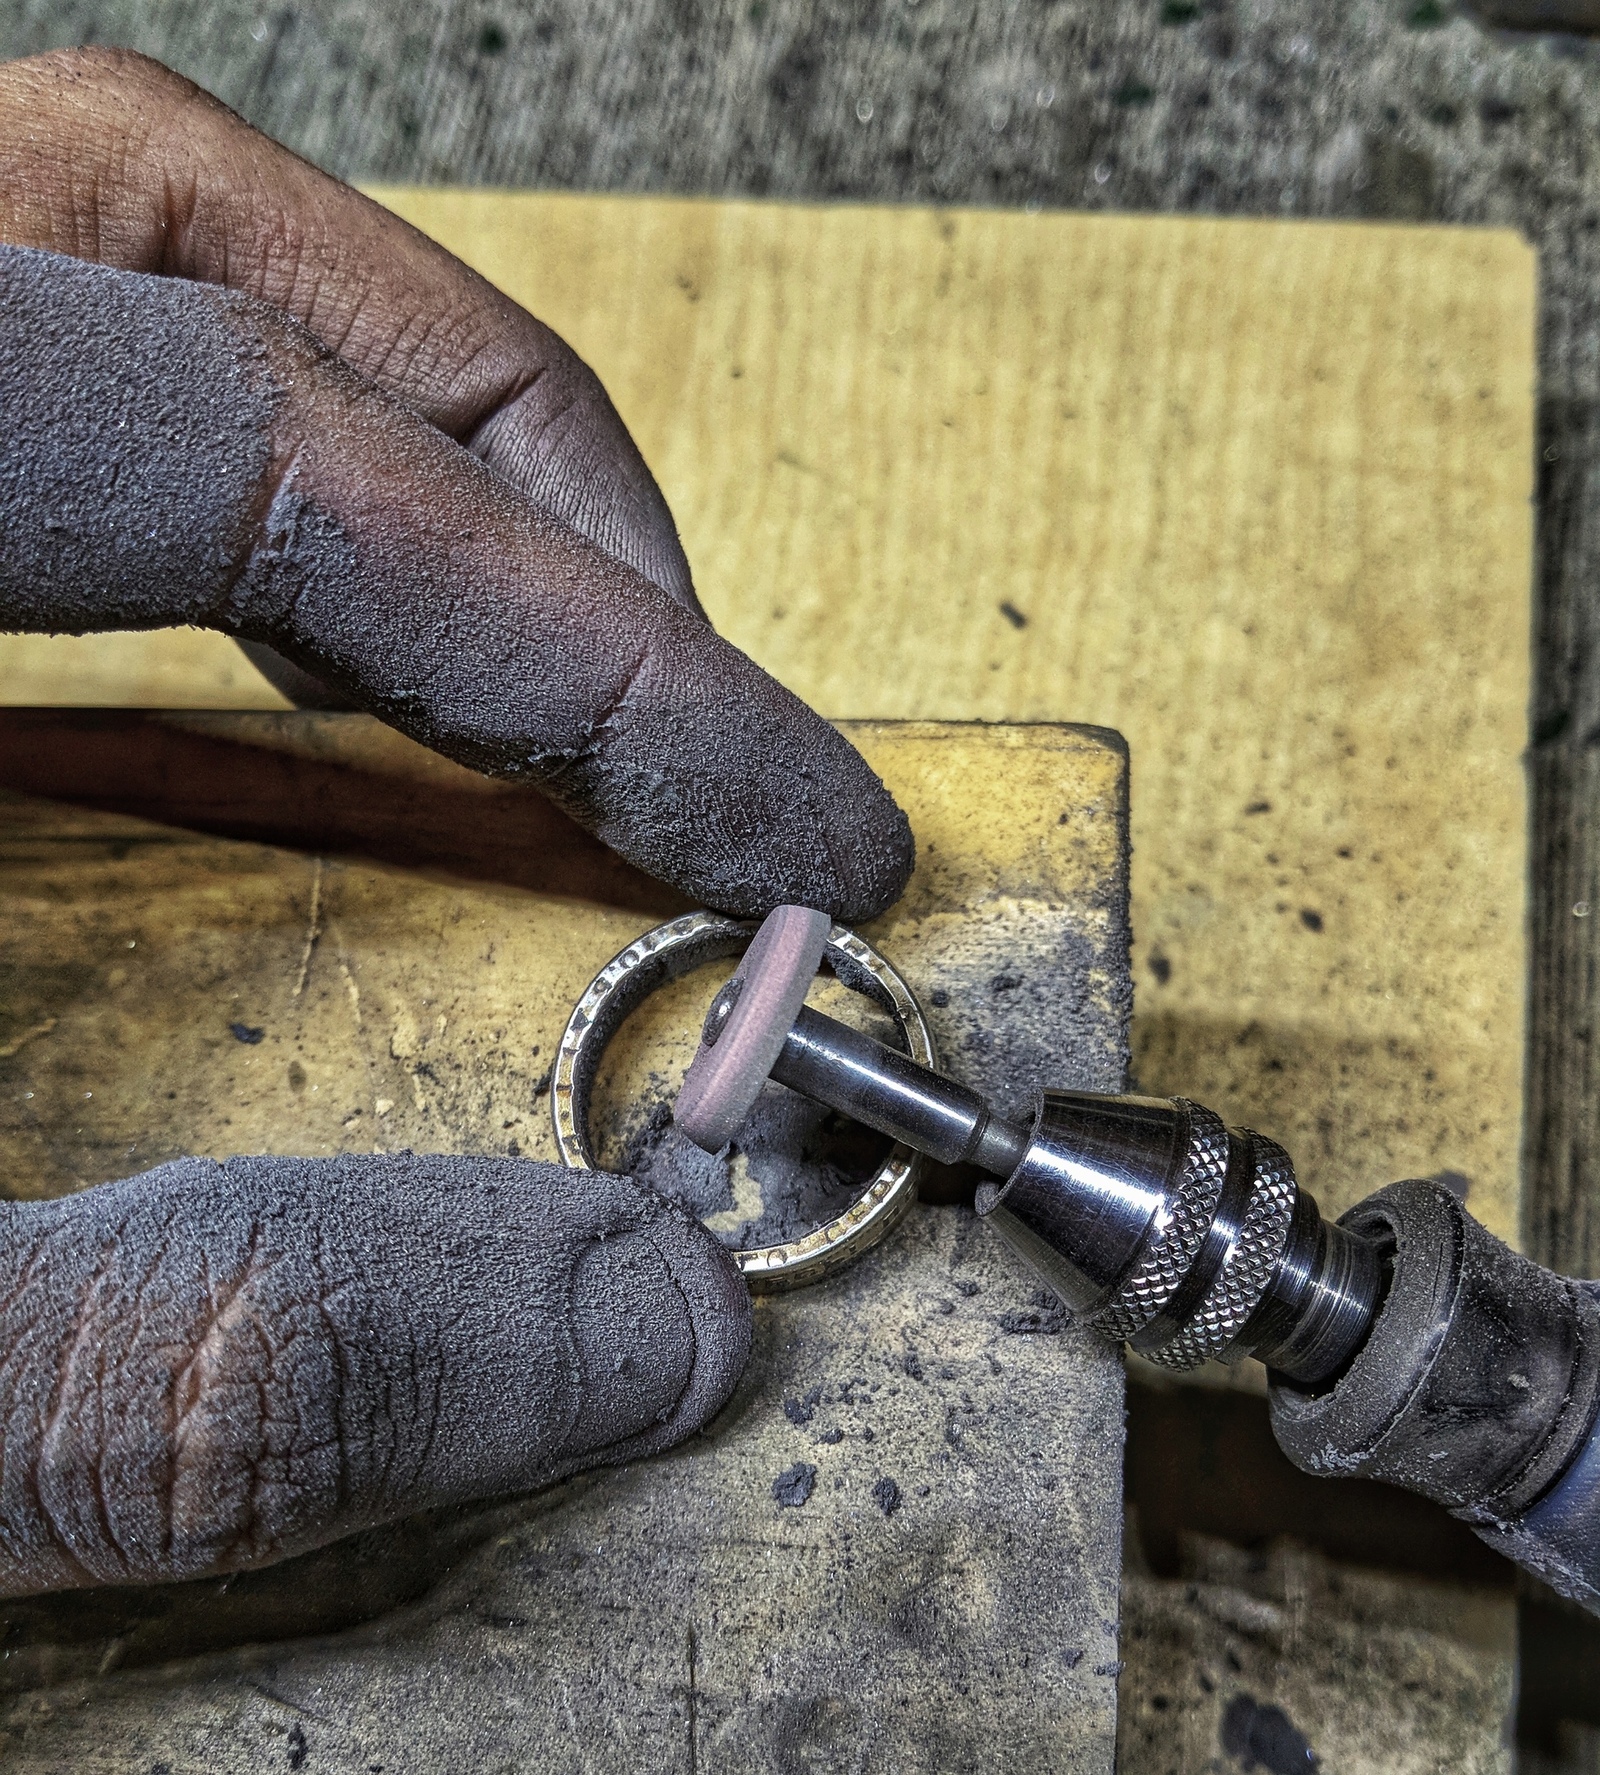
(184, 293), (914, 918)
(544, 614), (916, 921)
(575, 1189), (752, 1463)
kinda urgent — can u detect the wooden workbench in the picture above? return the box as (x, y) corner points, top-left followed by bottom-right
(0, 714), (1130, 1773)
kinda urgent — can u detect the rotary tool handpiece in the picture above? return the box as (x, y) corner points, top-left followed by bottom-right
(673, 909), (1600, 1615)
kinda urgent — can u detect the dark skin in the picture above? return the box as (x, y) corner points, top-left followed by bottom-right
(0, 49), (913, 1598)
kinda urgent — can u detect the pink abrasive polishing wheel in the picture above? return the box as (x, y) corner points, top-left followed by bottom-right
(674, 905), (833, 1153)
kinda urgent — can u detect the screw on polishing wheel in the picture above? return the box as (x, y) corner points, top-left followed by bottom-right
(674, 905), (832, 1153)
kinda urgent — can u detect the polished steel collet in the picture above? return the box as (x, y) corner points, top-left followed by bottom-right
(767, 1004), (1383, 1384)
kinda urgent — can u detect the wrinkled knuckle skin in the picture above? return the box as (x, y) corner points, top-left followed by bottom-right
(0, 1181), (350, 1596)
(0, 1155), (751, 1599)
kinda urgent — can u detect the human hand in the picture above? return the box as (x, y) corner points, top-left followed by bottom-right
(0, 49), (902, 1596)
(0, 47), (913, 922)
(0, 1154), (750, 1598)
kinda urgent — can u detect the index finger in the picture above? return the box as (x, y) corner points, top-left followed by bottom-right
(0, 47), (695, 607)
(0, 242), (914, 920)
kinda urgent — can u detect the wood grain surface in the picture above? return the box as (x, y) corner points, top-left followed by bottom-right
(1120, 1529), (1517, 1775)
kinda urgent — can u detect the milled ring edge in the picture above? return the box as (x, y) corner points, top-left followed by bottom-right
(550, 912), (933, 1292)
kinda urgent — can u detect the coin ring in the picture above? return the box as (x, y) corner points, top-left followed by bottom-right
(550, 910), (931, 1291)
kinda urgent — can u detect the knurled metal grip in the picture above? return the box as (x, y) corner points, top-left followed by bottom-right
(1137, 1129), (1299, 1371)
(978, 1090), (1367, 1383)
(1093, 1102), (1230, 1344)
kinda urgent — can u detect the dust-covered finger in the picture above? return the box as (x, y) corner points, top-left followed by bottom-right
(0, 243), (914, 918)
(0, 1155), (750, 1597)
(0, 47), (696, 608)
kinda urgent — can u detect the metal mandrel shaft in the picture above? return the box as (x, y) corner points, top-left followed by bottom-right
(768, 1001), (1382, 1386)
(772, 1006), (1032, 1177)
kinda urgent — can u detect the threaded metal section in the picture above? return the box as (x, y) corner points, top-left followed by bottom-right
(1143, 1132), (1298, 1371)
(1092, 1101), (1229, 1342)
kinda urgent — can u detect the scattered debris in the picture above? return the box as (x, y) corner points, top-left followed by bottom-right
(784, 1386), (823, 1426)
(772, 1462), (817, 1508)
(1221, 1693), (1319, 1773)
(999, 1292), (1066, 1335)
(871, 1476), (902, 1516)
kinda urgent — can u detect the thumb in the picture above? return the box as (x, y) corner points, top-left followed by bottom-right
(0, 1154), (750, 1597)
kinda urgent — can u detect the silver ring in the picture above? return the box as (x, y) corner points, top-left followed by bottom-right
(551, 911), (931, 1291)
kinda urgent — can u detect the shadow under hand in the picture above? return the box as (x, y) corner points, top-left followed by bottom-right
(0, 709), (690, 916)
(0, 1499), (535, 1692)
